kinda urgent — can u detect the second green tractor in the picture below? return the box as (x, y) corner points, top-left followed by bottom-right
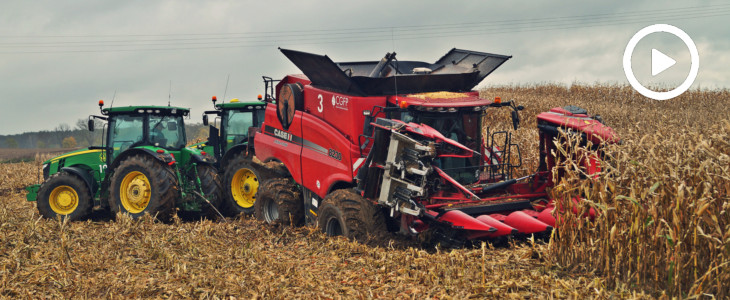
(197, 95), (274, 216)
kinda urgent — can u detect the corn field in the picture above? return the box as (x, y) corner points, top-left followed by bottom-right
(0, 83), (726, 298)
(482, 83), (730, 298)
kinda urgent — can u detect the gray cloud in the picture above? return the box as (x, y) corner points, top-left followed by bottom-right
(1, 0), (728, 134)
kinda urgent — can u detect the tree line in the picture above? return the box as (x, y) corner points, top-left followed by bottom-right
(1, 119), (208, 149)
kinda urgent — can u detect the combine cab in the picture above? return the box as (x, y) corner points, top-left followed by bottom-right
(252, 48), (618, 246)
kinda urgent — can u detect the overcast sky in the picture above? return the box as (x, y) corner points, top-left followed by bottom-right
(1, 0), (728, 135)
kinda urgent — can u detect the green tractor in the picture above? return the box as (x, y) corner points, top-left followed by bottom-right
(197, 95), (272, 216)
(25, 100), (222, 221)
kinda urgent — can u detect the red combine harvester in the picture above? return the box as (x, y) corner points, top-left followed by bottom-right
(251, 48), (618, 246)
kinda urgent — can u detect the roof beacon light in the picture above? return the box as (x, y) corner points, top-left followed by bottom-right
(98, 100), (104, 107)
(399, 100), (408, 109)
(257, 94), (263, 100)
(494, 96), (502, 104)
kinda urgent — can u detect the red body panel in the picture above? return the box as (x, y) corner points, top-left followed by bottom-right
(537, 110), (619, 144)
(254, 105), (304, 183)
(300, 112), (353, 198)
(302, 85), (386, 146)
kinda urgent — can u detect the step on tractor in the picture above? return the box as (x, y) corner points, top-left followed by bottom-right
(25, 102), (222, 221)
(197, 96), (273, 216)
(251, 48), (619, 246)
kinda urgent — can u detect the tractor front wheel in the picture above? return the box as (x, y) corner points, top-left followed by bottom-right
(223, 156), (263, 216)
(317, 189), (387, 244)
(37, 172), (93, 221)
(109, 154), (178, 221)
(255, 178), (303, 226)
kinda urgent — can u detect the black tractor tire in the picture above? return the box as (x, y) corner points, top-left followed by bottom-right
(254, 178), (303, 226)
(222, 156), (265, 217)
(317, 189), (387, 244)
(194, 164), (224, 220)
(109, 154), (178, 221)
(36, 172), (93, 221)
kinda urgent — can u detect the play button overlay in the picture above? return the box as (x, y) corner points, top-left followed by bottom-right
(651, 49), (676, 76)
(623, 24), (699, 101)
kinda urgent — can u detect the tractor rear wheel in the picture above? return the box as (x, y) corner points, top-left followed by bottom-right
(36, 172), (93, 221)
(109, 154), (177, 221)
(318, 189), (387, 244)
(255, 178), (303, 226)
(195, 164), (223, 219)
(223, 156), (263, 216)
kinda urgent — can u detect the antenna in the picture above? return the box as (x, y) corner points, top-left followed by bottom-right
(391, 28), (398, 101)
(222, 74), (230, 104)
(168, 80), (172, 106)
(110, 89), (117, 109)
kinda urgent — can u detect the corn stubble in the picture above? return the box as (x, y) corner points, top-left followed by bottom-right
(0, 83), (726, 298)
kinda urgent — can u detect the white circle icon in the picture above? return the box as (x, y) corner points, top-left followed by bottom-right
(623, 24), (699, 101)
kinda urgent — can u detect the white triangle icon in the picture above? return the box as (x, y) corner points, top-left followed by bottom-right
(652, 49), (676, 76)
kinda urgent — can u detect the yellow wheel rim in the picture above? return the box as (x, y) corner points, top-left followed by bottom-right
(119, 171), (151, 214)
(231, 168), (258, 209)
(49, 185), (79, 215)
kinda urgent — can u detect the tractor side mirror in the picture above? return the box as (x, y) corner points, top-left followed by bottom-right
(167, 122), (177, 131)
(88, 119), (94, 131)
(511, 110), (520, 130)
(203, 114), (209, 126)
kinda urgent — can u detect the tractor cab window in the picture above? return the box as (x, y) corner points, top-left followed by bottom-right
(110, 115), (144, 158)
(225, 110), (254, 147)
(149, 115), (185, 150)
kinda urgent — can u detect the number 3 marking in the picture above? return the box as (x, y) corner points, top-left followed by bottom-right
(317, 94), (324, 113)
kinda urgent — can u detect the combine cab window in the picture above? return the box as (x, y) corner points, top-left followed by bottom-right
(225, 110), (254, 147)
(110, 115), (144, 158)
(149, 115), (185, 150)
(407, 111), (483, 184)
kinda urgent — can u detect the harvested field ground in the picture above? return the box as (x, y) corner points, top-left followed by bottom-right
(1, 83), (727, 298)
(0, 166), (622, 298)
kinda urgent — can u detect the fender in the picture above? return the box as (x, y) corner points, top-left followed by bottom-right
(107, 148), (175, 177)
(220, 144), (248, 167)
(182, 147), (216, 166)
(261, 157), (293, 178)
(326, 180), (355, 195)
(189, 153), (215, 165)
(60, 166), (97, 196)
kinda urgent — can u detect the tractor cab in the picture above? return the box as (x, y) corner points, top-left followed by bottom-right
(92, 104), (189, 165)
(201, 97), (266, 161)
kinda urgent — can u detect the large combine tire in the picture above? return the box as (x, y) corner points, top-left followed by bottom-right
(36, 172), (93, 221)
(195, 164), (223, 220)
(109, 154), (178, 221)
(254, 178), (303, 226)
(317, 189), (387, 244)
(222, 156), (263, 216)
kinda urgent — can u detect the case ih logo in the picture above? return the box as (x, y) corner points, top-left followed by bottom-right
(274, 128), (292, 141)
(331, 95), (349, 111)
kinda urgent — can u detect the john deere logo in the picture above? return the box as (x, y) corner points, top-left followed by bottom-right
(99, 151), (106, 162)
